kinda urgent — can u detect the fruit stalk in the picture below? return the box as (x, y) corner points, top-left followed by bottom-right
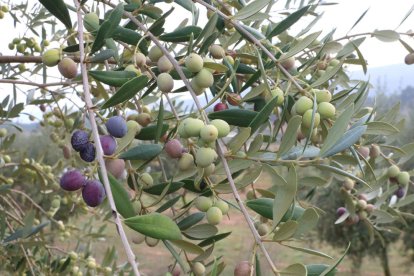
(101, 1), (278, 273)
(72, 1), (140, 275)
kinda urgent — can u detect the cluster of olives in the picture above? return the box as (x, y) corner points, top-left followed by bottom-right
(165, 117), (230, 175)
(42, 48), (78, 79)
(314, 58), (340, 77)
(194, 196), (229, 225)
(0, 5), (8, 19)
(60, 169), (105, 207)
(387, 165), (410, 198)
(65, 251), (112, 276)
(338, 178), (375, 225)
(292, 89), (336, 141)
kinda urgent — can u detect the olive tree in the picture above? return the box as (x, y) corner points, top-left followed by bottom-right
(0, 0), (414, 275)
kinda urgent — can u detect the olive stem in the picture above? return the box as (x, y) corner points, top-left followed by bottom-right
(72, 1), (141, 275)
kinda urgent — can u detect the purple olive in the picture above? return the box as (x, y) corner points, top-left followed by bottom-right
(336, 207), (347, 217)
(395, 187), (405, 198)
(80, 142), (96, 162)
(71, 130), (89, 152)
(100, 135), (117, 155)
(60, 170), (86, 191)
(105, 116), (127, 138)
(165, 139), (184, 159)
(82, 180), (106, 207)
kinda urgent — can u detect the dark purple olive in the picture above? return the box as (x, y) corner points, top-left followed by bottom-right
(100, 135), (117, 155)
(80, 142), (96, 162)
(71, 130), (89, 152)
(60, 170), (86, 191)
(82, 180), (106, 207)
(395, 187), (405, 198)
(105, 116), (127, 138)
(336, 207), (347, 217)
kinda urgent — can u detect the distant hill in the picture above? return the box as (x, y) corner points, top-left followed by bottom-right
(349, 63), (414, 95)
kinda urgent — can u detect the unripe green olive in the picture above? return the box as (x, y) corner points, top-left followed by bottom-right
(133, 200), (142, 214)
(201, 163), (215, 177)
(84, 12), (99, 32)
(318, 102), (336, 119)
(3, 155), (11, 163)
(157, 55), (173, 73)
(42, 48), (61, 67)
(223, 55), (234, 65)
(343, 178), (355, 190)
(157, 73), (174, 92)
(210, 119), (230, 138)
(183, 118), (204, 137)
(132, 233), (145, 244)
(194, 68), (214, 88)
(358, 199), (367, 210)
(246, 190), (255, 200)
(185, 53), (204, 73)
(329, 59), (340, 67)
(16, 43), (26, 53)
(314, 89), (332, 103)
(178, 153), (194, 170)
(191, 78), (206, 96)
(125, 64), (141, 76)
(0, 128), (8, 137)
(145, 236), (159, 247)
(257, 223), (269, 236)
(302, 110), (320, 129)
(177, 123), (190, 138)
(134, 52), (146, 67)
(194, 196), (213, 212)
(397, 171), (410, 185)
(206, 206), (223, 225)
(192, 262), (206, 276)
(199, 124), (218, 142)
(195, 147), (217, 168)
(137, 113), (151, 127)
(1, 6), (9, 13)
(387, 165), (400, 178)
(270, 87), (284, 106)
(209, 44), (225, 59)
(58, 58), (78, 79)
(139, 173), (153, 187)
(8, 43), (14, 50)
(295, 96), (313, 115)
(148, 45), (163, 62)
(0, 11), (4, 19)
(214, 199), (229, 215)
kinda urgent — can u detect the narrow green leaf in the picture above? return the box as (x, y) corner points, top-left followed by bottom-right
(92, 4), (124, 53)
(203, 62), (228, 73)
(233, 0), (271, 20)
(125, 213), (182, 240)
(315, 164), (370, 188)
(229, 127), (251, 154)
(107, 173), (135, 218)
(280, 263), (307, 276)
(320, 104), (354, 156)
(198, 232), (232, 247)
(337, 37), (365, 58)
(156, 195), (181, 213)
(136, 124), (169, 140)
(273, 221), (298, 241)
(208, 109), (258, 127)
(294, 208), (319, 237)
(170, 240), (205, 255)
(283, 244), (333, 259)
(372, 30), (400, 42)
(273, 166), (297, 227)
(249, 96), (280, 134)
(115, 121), (141, 154)
(365, 121), (399, 135)
(39, 0), (72, 29)
(347, 8), (369, 33)
(90, 49), (115, 63)
(283, 31), (321, 60)
(163, 240), (188, 272)
(183, 224), (218, 240)
(321, 125), (367, 158)
(320, 243), (350, 276)
(155, 98), (164, 143)
(267, 6), (310, 39)
(278, 115), (302, 157)
(178, 213), (205, 230)
(89, 70), (137, 87)
(307, 264), (334, 276)
(159, 26), (202, 42)
(102, 75), (149, 109)
(195, 12), (218, 46)
(143, 182), (184, 195)
(119, 144), (163, 160)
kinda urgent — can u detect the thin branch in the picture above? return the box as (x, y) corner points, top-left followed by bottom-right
(72, 1), (140, 275)
(0, 55), (116, 64)
(99, 0), (278, 274)
(0, 79), (79, 88)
